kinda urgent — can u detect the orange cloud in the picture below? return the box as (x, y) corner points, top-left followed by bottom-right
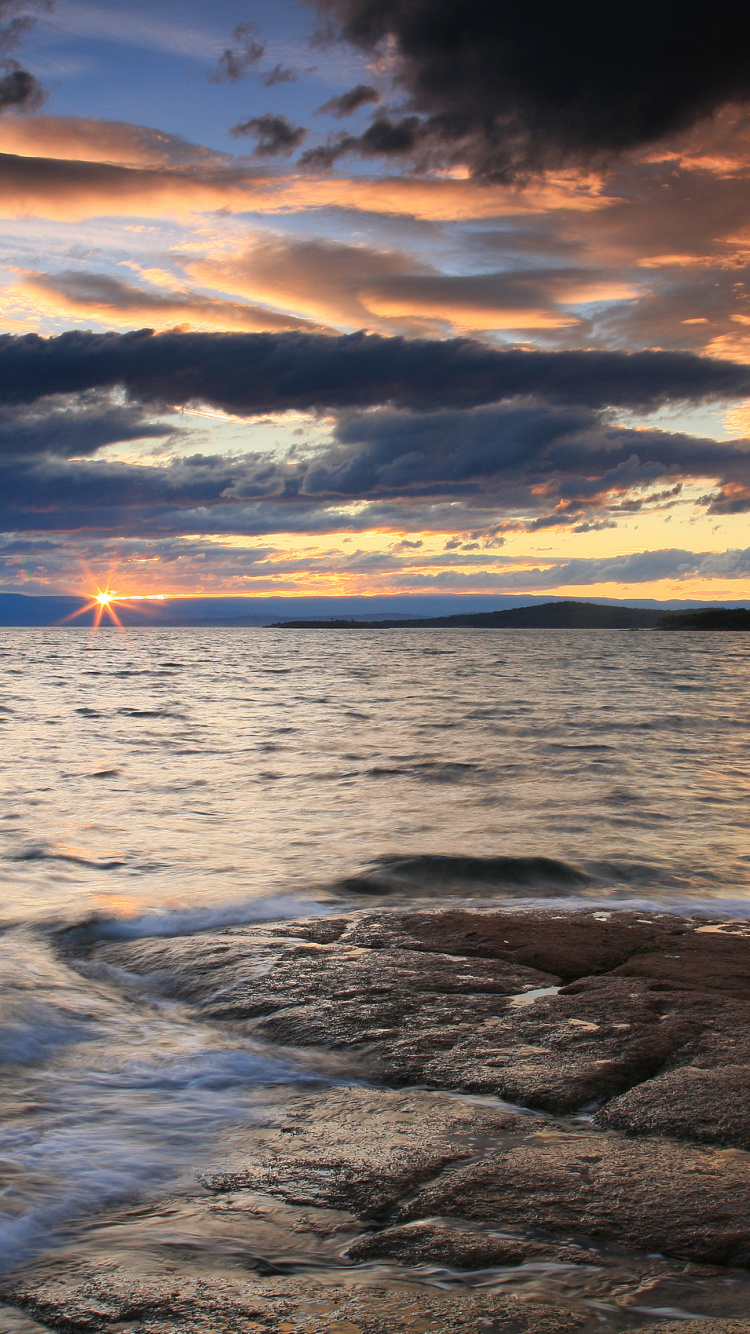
(14, 268), (330, 333)
(189, 234), (638, 334)
(0, 141), (614, 224)
(0, 115), (234, 170)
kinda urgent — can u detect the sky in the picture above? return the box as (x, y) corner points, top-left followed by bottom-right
(1, 0), (750, 605)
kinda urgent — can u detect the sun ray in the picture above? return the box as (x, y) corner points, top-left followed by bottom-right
(57, 585), (170, 637)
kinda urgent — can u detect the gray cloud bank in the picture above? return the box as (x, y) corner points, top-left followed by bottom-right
(2, 329), (749, 413)
(2, 394), (749, 538)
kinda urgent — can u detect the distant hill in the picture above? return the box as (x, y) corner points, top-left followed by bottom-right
(273, 600), (667, 629)
(658, 607), (750, 631)
(274, 600), (750, 630)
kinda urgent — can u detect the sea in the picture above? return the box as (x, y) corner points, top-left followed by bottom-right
(1, 625), (750, 1327)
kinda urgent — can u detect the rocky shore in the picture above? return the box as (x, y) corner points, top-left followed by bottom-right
(3, 907), (750, 1333)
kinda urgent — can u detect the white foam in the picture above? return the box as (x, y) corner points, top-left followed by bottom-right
(0, 925), (336, 1273)
(88, 893), (328, 942)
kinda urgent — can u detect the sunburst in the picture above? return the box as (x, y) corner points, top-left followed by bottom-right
(60, 588), (167, 634)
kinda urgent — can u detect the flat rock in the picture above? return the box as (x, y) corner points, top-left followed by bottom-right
(92, 912), (750, 1136)
(611, 921), (750, 998)
(595, 1064), (750, 1149)
(419, 973), (718, 1113)
(338, 908), (689, 979)
(346, 1220), (601, 1269)
(95, 932), (559, 1087)
(0, 1269), (590, 1334)
(202, 1084), (750, 1270)
(394, 1125), (750, 1266)
(641, 1325), (747, 1333)
(198, 1085), (526, 1219)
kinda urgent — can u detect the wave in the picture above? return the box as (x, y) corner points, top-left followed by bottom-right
(57, 894), (328, 948)
(366, 761), (483, 784)
(334, 852), (750, 906)
(339, 853), (591, 896)
(7, 842), (126, 869)
(0, 927), (335, 1275)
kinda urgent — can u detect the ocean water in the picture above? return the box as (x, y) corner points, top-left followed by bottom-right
(1, 626), (750, 1323)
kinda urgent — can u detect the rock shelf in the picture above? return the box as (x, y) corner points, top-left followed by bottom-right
(3, 908), (750, 1332)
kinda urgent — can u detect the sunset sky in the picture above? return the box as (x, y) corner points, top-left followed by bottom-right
(2, 0), (750, 604)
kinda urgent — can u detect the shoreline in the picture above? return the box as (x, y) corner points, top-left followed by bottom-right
(2, 906), (750, 1332)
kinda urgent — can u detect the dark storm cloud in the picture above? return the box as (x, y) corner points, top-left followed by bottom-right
(209, 22), (265, 83)
(0, 450), (290, 522)
(317, 84), (380, 118)
(1, 329), (749, 415)
(231, 113), (307, 156)
(311, 0), (750, 178)
(0, 392), (176, 458)
(301, 403), (750, 515)
(299, 117), (422, 171)
(2, 394), (748, 535)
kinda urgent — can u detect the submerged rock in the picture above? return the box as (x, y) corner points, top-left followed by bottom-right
(0, 1268), (592, 1334)
(198, 1086), (526, 1218)
(346, 1220), (602, 1268)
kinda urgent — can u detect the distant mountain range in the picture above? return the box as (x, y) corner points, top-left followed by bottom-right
(0, 593), (748, 630)
(274, 601), (750, 631)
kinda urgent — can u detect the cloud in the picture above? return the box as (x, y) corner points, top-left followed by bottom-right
(473, 547), (750, 589)
(0, 62), (43, 112)
(0, 390), (177, 457)
(312, 0), (750, 178)
(261, 63), (298, 87)
(17, 268), (331, 333)
(298, 402), (750, 519)
(0, 0), (51, 115)
(0, 329), (746, 416)
(0, 139), (613, 223)
(0, 388), (748, 538)
(0, 150), (280, 221)
(4, 526), (750, 598)
(317, 83), (380, 118)
(209, 22), (265, 84)
(231, 113), (307, 156)
(189, 232), (434, 332)
(0, 115), (235, 169)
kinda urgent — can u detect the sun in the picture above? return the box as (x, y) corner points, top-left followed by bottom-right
(59, 586), (125, 631)
(59, 584), (169, 633)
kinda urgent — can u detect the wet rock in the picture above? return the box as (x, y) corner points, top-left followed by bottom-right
(346, 1220), (601, 1269)
(93, 912), (750, 1126)
(198, 1086), (526, 1220)
(339, 907), (689, 980)
(640, 1325), (747, 1333)
(596, 1064), (750, 1150)
(0, 1273), (272, 1333)
(394, 1126), (750, 1266)
(202, 1084), (750, 1271)
(98, 933), (556, 1010)
(0, 1270), (589, 1334)
(419, 974), (713, 1113)
(97, 933), (558, 1086)
(611, 921), (750, 998)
